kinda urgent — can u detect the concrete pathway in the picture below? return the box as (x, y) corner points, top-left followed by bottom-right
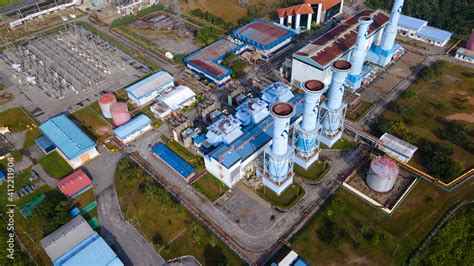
(32, 164), (57, 188)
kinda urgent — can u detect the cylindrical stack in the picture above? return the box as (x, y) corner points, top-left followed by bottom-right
(348, 16), (373, 82)
(110, 102), (131, 127)
(296, 80), (325, 159)
(326, 60), (352, 110)
(98, 93), (117, 119)
(270, 102), (294, 156)
(366, 157), (399, 193)
(380, 0), (405, 52)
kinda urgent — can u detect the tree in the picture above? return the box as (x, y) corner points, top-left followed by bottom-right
(196, 27), (221, 45)
(153, 232), (164, 246)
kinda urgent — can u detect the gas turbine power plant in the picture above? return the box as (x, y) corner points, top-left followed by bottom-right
(347, 16), (374, 90)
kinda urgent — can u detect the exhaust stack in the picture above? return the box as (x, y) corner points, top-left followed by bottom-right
(347, 16), (373, 90)
(380, 0), (404, 52)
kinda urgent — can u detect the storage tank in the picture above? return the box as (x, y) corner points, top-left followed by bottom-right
(110, 102), (131, 127)
(366, 157), (399, 193)
(98, 93), (117, 119)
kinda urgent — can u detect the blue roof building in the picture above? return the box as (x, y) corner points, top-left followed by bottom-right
(113, 114), (152, 144)
(35, 135), (56, 153)
(54, 232), (123, 266)
(125, 71), (175, 106)
(152, 143), (196, 180)
(0, 170), (5, 182)
(39, 115), (98, 169)
(397, 15), (453, 47)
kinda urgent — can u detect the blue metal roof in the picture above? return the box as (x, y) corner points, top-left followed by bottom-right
(125, 71), (174, 100)
(152, 143), (196, 179)
(35, 135), (56, 153)
(113, 114), (151, 141)
(194, 133), (206, 145)
(39, 115), (96, 160)
(0, 170), (5, 181)
(417, 26), (453, 43)
(232, 19), (296, 51)
(209, 94), (304, 168)
(53, 232), (123, 266)
(398, 15), (427, 31)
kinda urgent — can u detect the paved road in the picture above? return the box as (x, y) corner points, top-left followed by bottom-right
(85, 147), (167, 266)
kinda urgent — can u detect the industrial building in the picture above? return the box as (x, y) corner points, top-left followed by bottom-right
(277, 0), (343, 30)
(113, 114), (152, 144)
(40, 215), (123, 266)
(455, 30), (474, 64)
(290, 10), (390, 87)
(397, 15), (453, 47)
(379, 133), (417, 163)
(206, 115), (244, 147)
(235, 98), (270, 126)
(185, 20), (295, 86)
(39, 115), (99, 169)
(152, 143), (196, 181)
(125, 71), (175, 106)
(261, 82), (295, 104)
(57, 169), (93, 199)
(151, 85), (196, 118)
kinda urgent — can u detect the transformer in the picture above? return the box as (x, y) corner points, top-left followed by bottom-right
(346, 16), (374, 90)
(366, 0), (405, 67)
(262, 102), (295, 195)
(110, 102), (131, 127)
(366, 157), (399, 193)
(98, 93), (117, 119)
(319, 60), (352, 147)
(294, 80), (325, 169)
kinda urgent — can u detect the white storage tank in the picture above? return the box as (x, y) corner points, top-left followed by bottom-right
(98, 93), (117, 118)
(366, 157), (399, 193)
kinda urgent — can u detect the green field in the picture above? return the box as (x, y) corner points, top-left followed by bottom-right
(0, 107), (42, 148)
(38, 151), (73, 179)
(257, 182), (305, 210)
(192, 172), (228, 202)
(346, 101), (374, 122)
(291, 179), (474, 265)
(0, 0), (21, 8)
(294, 157), (330, 183)
(114, 157), (243, 265)
(320, 138), (355, 150)
(378, 62), (474, 181)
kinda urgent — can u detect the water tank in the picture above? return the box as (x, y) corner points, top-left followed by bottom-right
(366, 157), (399, 193)
(110, 102), (131, 127)
(98, 93), (117, 119)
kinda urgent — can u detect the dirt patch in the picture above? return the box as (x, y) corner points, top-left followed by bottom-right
(95, 126), (112, 136)
(446, 113), (474, 124)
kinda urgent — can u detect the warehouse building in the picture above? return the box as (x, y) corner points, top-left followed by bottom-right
(455, 30), (474, 64)
(125, 71), (175, 106)
(152, 143), (196, 181)
(277, 0), (344, 29)
(397, 15), (453, 47)
(113, 114), (152, 144)
(152, 85), (197, 118)
(57, 169), (93, 199)
(379, 133), (417, 163)
(290, 10), (390, 87)
(39, 115), (99, 169)
(41, 215), (123, 266)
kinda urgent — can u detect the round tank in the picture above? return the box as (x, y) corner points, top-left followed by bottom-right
(110, 102), (131, 127)
(366, 157), (399, 193)
(98, 93), (117, 119)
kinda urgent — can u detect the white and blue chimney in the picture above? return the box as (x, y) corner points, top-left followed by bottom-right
(347, 16), (373, 90)
(366, 0), (405, 67)
(319, 60), (352, 147)
(294, 80), (325, 169)
(263, 102), (295, 195)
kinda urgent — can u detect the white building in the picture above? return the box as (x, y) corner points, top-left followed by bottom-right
(125, 71), (175, 106)
(379, 133), (418, 163)
(113, 114), (152, 144)
(206, 115), (243, 147)
(397, 15), (453, 47)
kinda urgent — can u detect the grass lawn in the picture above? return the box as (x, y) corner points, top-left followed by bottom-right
(346, 101), (374, 122)
(72, 189), (96, 209)
(114, 157), (243, 265)
(0, 107), (42, 148)
(378, 62), (473, 175)
(192, 172), (228, 202)
(257, 182), (305, 210)
(294, 158), (330, 183)
(71, 102), (113, 141)
(38, 151), (73, 179)
(0, 150), (23, 169)
(0, 0), (21, 8)
(291, 179), (474, 265)
(161, 135), (205, 173)
(321, 138), (355, 150)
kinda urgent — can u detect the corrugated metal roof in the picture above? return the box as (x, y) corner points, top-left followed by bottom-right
(380, 133), (418, 159)
(40, 215), (94, 261)
(277, 4), (314, 18)
(157, 85), (196, 111)
(232, 20), (296, 50)
(39, 115), (96, 160)
(125, 71), (174, 100)
(113, 114), (151, 141)
(398, 15), (427, 31)
(152, 143), (196, 179)
(57, 169), (92, 198)
(53, 232), (123, 266)
(417, 25), (453, 43)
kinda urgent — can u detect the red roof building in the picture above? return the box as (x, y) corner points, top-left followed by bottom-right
(57, 169), (93, 199)
(305, 0), (342, 11)
(277, 0), (343, 29)
(277, 4), (314, 18)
